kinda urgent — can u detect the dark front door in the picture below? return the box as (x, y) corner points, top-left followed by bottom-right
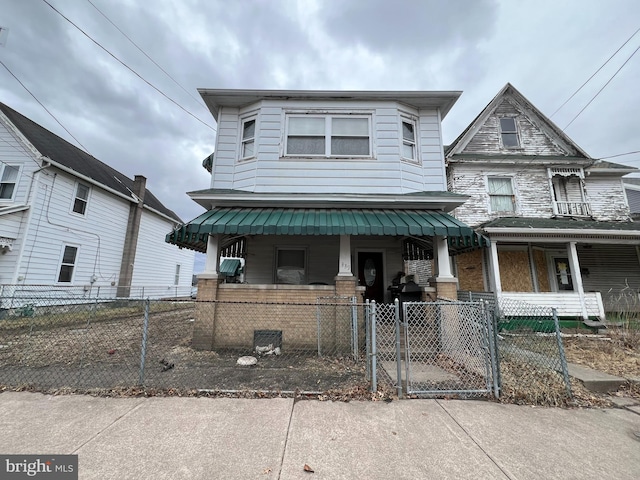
(358, 252), (385, 303)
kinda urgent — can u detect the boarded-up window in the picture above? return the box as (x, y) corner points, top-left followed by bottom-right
(488, 177), (515, 212)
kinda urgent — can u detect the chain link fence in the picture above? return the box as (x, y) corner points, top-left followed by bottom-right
(0, 292), (367, 394)
(494, 297), (572, 404)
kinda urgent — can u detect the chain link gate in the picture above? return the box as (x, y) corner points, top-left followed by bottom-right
(367, 299), (499, 399)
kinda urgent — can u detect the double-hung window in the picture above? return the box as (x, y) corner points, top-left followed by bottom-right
(499, 117), (519, 148)
(286, 115), (370, 157)
(72, 182), (90, 215)
(401, 120), (417, 161)
(0, 164), (19, 200)
(57, 245), (78, 283)
(488, 177), (515, 213)
(241, 117), (256, 159)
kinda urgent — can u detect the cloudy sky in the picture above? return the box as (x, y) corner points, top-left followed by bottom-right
(2, 1), (639, 244)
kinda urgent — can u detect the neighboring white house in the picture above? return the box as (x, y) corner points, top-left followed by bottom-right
(446, 83), (640, 319)
(0, 102), (195, 299)
(166, 89), (488, 349)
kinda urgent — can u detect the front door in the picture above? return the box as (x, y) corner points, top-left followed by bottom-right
(358, 252), (385, 303)
(553, 257), (574, 291)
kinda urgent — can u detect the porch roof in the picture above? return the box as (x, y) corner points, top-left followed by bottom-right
(166, 207), (487, 253)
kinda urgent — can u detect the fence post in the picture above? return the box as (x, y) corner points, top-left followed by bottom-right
(484, 300), (500, 399)
(370, 300), (377, 393)
(365, 300), (370, 382)
(316, 299), (322, 357)
(394, 298), (403, 399)
(351, 296), (358, 361)
(552, 307), (572, 398)
(138, 298), (150, 386)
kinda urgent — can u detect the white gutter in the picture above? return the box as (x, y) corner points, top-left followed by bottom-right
(484, 227), (640, 237)
(42, 157), (139, 204)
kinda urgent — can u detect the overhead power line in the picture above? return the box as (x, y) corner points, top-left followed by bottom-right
(0, 59), (90, 152)
(599, 150), (640, 160)
(85, 0), (207, 111)
(551, 26), (640, 118)
(41, 0), (216, 132)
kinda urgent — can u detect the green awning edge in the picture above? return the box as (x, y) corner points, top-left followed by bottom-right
(165, 207), (488, 253)
(219, 258), (241, 276)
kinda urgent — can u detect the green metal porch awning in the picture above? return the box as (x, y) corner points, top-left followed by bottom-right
(165, 207), (488, 253)
(219, 258), (241, 276)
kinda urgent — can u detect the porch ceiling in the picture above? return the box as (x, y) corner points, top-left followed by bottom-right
(166, 207), (487, 253)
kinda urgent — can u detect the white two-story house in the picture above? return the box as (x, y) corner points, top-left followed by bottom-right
(167, 89), (487, 349)
(446, 83), (640, 320)
(0, 102), (195, 300)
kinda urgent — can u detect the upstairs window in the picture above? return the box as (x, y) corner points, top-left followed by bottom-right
(241, 118), (256, 159)
(0, 165), (19, 200)
(57, 245), (78, 283)
(286, 115), (370, 157)
(499, 117), (519, 148)
(401, 120), (417, 161)
(72, 182), (90, 215)
(488, 177), (515, 212)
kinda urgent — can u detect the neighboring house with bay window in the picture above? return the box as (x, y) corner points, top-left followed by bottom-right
(167, 89), (486, 350)
(0, 102), (194, 299)
(446, 83), (640, 320)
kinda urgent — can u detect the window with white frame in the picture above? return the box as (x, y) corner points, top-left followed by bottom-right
(57, 245), (78, 283)
(488, 177), (515, 212)
(241, 117), (256, 159)
(275, 248), (307, 284)
(286, 115), (370, 157)
(499, 117), (519, 148)
(174, 264), (181, 285)
(0, 164), (20, 200)
(72, 182), (90, 215)
(401, 120), (417, 161)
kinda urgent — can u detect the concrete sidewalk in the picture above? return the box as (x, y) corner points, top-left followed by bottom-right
(0, 392), (639, 479)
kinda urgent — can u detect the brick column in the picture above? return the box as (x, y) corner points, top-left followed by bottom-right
(433, 277), (458, 301)
(334, 275), (357, 298)
(192, 274), (220, 350)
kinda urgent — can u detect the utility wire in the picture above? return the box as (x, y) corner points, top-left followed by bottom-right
(599, 150), (640, 160)
(85, 0), (207, 111)
(563, 43), (640, 130)
(550, 26), (640, 118)
(41, 0), (216, 132)
(1, 59), (90, 152)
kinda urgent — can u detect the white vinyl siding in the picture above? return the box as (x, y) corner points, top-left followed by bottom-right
(210, 100), (447, 194)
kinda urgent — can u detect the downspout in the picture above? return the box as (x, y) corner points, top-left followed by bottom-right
(116, 175), (146, 297)
(11, 162), (51, 284)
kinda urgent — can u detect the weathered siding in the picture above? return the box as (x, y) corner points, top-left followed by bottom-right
(463, 98), (574, 156)
(131, 209), (195, 290)
(584, 176), (630, 221)
(210, 99), (447, 194)
(449, 163), (554, 226)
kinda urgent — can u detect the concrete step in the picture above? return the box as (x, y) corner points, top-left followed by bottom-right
(567, 363), (626, 393)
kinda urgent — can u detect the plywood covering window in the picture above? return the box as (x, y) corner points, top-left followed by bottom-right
(286, 115), (370, 157)
(57, 245), (78, 283)
(72, 182), (90, 215)
(0, 164), (19, 200)
(499, 117), (519, 148)
(241, 117), (256, 159)
(488, 177), (515, 212)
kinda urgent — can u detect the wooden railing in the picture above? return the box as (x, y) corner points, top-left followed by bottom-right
(553, 201), (591, 216)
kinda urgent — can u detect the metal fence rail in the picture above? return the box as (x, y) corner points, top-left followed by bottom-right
(0, 296), (367, 394)
(494, 297), (572, 402)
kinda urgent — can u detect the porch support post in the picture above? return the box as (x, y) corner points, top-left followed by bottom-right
(433, 235), (457, 300)
(488, 241), (502, 298)
(337, 234), (353, 276)
(204, 234), (220, 275)
(434, 236), (453, 279)
(567, 241), (588, 320)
